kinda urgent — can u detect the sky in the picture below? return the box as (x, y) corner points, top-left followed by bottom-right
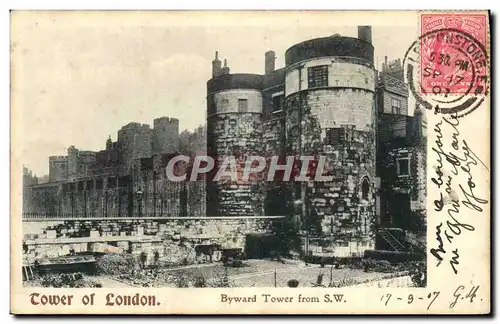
(12, 11), (418, 176)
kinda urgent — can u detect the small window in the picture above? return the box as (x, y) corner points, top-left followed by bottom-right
(361, 178), (370, 200)
(272, 96), (283, 112)
(325, 128), (345, 146)
(391, 98), (402, 114)
(308, 65), (329, 88)
(238, 99), (248, 113)
(397, 158), (410, 176)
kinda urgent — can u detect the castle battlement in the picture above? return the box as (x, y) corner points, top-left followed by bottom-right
(120, 122), (151, 131)
(49, 156), (68, 162)
(154, 117), (179, 125)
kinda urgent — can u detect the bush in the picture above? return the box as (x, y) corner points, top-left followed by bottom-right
(287, 279), (299, 288)
(174, 274), (190, 288)
(329, 276), (357, 288)
(362, 259), (395, 273)
(206, 274), (231, 288)
(95, 253), (139, 276)
(364, 250), (424, 262)
(40, 273), (102, 288)
(410, 261), (427, 287)
(193, 276), (207, 288)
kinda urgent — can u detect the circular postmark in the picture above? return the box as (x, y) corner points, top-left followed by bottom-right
(403, 28), (489, 118)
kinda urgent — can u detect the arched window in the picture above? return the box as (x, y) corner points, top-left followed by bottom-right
(361, 178), (370, 200)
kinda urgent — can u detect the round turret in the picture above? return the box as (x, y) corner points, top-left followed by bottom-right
(284, 32), (377, 251)
(206, 73), (265, 216)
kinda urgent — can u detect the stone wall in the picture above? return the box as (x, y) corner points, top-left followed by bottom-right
(262, 117), (285, 157)
(23, 216), (284, 264)
(23, 159), (206, 218)
(153, 117), (180, 154)
(117, 123), (153, 170)
(285, 36), (374, 67)
(285, 87), (377, 245)
(207, 111), (264, 216)
(23, 167), (39, 187)
(24, 183), (62, 215)
(49, 156), (68, 182)
(212, 89), (262, 114)
(307, 89), (375, 132)
(282, 46), (378, 248)
(67, 146), (79, 179)
(285, 60), (375, 97)
(186, 180), (206, 216)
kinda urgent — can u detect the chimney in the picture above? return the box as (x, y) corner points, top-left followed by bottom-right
(357, 26), (372, 44)
(221, 59), (230, 75)
(212, 51), (222, 78)
(265, 50), (276, 75)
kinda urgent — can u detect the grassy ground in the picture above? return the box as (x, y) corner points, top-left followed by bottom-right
(24, 258), (415, 288)
(166, 259), (298, 279)
(230, 265), (384, 288)
(146, 259), (390, 288)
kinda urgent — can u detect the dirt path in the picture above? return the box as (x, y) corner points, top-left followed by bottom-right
(94, 276), (138, 288)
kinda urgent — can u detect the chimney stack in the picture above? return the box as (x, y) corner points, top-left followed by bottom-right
(212, 51), (222, 78)
(221, 59), (230, 75)
(265, 50), (276, 75)
(357, 26), (372, 44)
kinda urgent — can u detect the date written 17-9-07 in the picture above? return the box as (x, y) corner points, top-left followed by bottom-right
(380, 285), (481, 310)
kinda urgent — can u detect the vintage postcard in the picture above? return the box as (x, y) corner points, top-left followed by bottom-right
(10, 10), (491, 315)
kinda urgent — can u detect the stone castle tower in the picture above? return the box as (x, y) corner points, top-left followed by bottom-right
(283, 26), (377, 250)
(153, 117), (180, 154)
(206, 26), (378, 254)
(206, 53), (265, 216)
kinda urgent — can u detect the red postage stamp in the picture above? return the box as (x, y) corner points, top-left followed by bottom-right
(420, 13), (488, 94)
